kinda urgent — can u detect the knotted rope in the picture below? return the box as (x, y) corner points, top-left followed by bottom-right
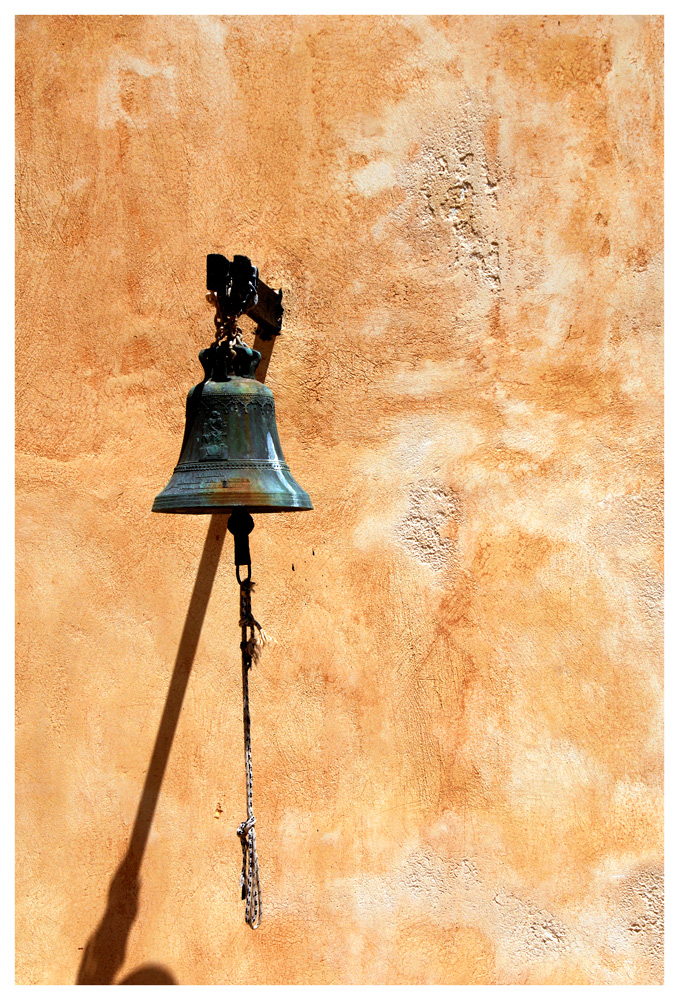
(235, 567), (263, 929)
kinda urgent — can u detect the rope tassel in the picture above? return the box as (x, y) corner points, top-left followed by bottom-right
(236, 815), (260, 927)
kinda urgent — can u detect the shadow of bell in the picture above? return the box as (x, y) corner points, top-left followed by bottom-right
(119, 964), (177, 984)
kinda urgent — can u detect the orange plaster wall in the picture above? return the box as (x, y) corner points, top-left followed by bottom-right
(15, 15), (663, 984)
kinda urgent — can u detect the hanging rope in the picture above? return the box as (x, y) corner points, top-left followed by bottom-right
(235, 564), (263, 929)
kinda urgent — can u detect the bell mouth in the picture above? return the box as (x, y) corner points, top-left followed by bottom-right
(152, 498), (313, 515)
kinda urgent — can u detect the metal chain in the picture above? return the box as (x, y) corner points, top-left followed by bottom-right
(206, 290), (247, 363)
(235, 566), (262, 929)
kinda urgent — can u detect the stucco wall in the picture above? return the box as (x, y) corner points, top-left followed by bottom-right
(15, 15), (663, 985)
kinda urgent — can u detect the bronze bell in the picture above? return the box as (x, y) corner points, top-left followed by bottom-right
(153, 254), (312, 515)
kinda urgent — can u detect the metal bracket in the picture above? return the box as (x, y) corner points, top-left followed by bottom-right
(207, 254), (283, 384)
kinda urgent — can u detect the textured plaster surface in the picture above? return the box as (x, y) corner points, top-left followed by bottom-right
(16, 15), (663, 985)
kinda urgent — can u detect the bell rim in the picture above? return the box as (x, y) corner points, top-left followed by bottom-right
(152, 506), (313, 514)
(152, 499), (313, 514)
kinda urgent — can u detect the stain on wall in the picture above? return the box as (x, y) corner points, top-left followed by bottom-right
(15, 15), (663, 985)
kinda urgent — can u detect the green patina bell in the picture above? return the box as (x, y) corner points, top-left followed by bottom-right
(153, 254), (312, 515)
(152, 366), (312, 514)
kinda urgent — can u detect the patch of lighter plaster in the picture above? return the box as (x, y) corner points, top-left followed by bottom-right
(352, 159), (397, 196)
(396, 481), (461, 571)
(619, 866), (664, 974)
(97, 54), (177, 129)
